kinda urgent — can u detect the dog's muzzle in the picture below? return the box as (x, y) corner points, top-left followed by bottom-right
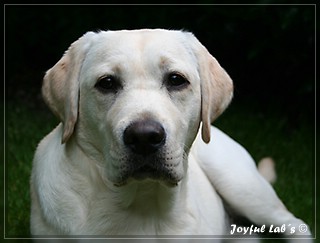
(115, 119), (181, 186)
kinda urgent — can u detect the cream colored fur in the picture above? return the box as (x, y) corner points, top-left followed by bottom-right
(30, 29), (312, 242)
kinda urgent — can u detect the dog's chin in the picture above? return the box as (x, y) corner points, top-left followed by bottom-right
(113, 178), (181, 188)
(133, 164), (183, 187)
(112, 164), (184, 188)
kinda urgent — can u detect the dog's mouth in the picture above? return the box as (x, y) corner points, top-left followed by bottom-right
(132, 164), (156, 178)
(134, 163), (182, 186)
(113, 158), (183, 187)
(132, 164), (174, 182)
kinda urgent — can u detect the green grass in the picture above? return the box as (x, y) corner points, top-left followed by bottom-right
(5, 101), (58, 237)
(4, 99), (314, 237)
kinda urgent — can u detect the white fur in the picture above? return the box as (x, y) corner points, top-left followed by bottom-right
(30, 29), (312, 242)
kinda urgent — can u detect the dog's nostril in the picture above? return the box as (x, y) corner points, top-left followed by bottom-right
(123, 120), (166, 155)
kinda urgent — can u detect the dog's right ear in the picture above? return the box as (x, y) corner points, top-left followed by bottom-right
(42, 32), (96, 144)
(187, 32), (233, 144)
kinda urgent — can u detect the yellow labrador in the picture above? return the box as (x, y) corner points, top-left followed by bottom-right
(30, 29), (311, 239)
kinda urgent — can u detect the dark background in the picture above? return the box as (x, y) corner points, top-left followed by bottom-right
(5, 4), (315, 120)
(3, 3), (316, 238)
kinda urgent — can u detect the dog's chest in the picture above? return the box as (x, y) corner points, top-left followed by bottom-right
(82, 197), (193, 235)
(80, 179), (227, 235)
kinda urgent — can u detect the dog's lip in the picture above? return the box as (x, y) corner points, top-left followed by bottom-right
(112, 153), (184, 187)
(112, 163), (163, 187)
(133, 164), (181, 186)
(131, 164), (158, 179)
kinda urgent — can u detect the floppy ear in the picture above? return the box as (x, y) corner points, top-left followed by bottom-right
(189, 34), (233, 143)
(42, 32), (96, 144)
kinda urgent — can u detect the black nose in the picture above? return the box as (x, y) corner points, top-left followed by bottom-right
(123, 119), (166, 155)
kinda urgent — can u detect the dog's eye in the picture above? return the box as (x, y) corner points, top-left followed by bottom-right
(165, 73), (189, 90)
(95, 76), (120, 93)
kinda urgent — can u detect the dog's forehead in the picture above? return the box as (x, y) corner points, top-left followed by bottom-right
(87, 29), (196, 63)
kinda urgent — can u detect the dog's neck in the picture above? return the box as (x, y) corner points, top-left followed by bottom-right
(110, 179), (188, 214)
(103, 178), (190, 234)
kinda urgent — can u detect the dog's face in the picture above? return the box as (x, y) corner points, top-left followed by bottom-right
(42, 29), (233, 187)
(78, 30), (202, 186)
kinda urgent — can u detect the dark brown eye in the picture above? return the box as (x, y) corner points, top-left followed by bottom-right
(165, 72), (189, 90)
(95, 75), (121, 93)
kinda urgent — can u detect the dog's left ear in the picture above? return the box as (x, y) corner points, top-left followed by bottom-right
(42, 32), (96, 144)
(188, 33), (233, 143)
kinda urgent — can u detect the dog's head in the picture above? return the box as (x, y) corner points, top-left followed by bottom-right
(42, 29), (233, 186)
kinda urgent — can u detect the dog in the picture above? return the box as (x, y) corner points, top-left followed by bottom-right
(30, 29), (312, 240)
